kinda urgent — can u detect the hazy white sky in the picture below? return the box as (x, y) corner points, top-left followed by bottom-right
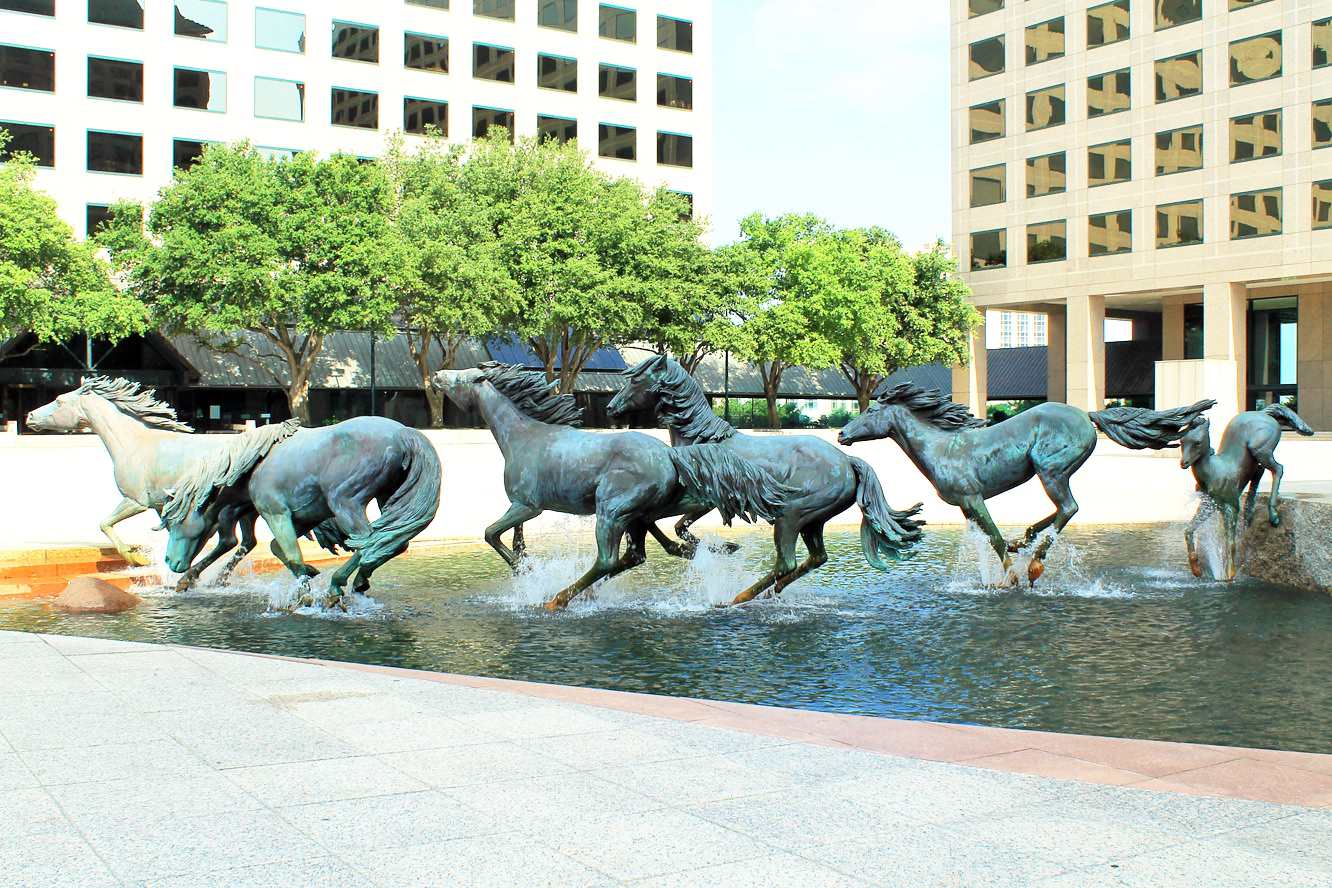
(711, 0), (952, 249)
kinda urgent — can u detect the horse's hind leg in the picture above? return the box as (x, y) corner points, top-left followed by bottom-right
(602, 523), (649, 582)
(1241, 471), (1262, 528)
(1184, 506), (1205, 578)
(215, 511), (259, 587)
(544, 513), (628, 611)
(266, 511), (318, 579)
(101, 497), (150, 566)
(175, 519), (241, 593)
(771, 519), (832, 598)
(1026, 471), (1081, 585)
(960, 497), (1016, 586)
(730, 515), (800, 605)
(1250, 442), (1285, 527)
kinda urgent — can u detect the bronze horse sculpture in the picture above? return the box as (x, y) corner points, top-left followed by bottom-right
(606, 355), (925, 604)
(431, 362), (792, 610)
(1179, 403), (1314, 581)
(839, 383), (1215, 586)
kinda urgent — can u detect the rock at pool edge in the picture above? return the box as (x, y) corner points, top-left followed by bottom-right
(53, 577), (141, 614)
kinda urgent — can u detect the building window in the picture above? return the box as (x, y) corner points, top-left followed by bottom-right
(969, 35), (1004, 81)
(0, 121), (53, 166)
(658, 16), (692, 53)
(255, 8), (305, 54)
(1316, 18), (1332, 70)
(1248, 296), (1297, 407)
(175, 1), (227, 42)
(599, 64), (636, 101)
(1026, 152), (1065, 199)
(254, 77), (304, 121)
(970, 229), (1006, 270)
(1087, 0), (1129, 49)
(1156, 199), (1204, 248)
(86, 204), (115, 236)
(1230, 188), (1281, 239)
(1089, 211), (1132, 256)
(0, 45), (54, 92)
(599, 5), (635, 42)
(657, 73), (691, 109)
(1088, 139), (1131, 187)
(473, 106), (514, 141)
(173, 67), (226, 112)
(968, 99), (1004, 145)
(2, 0), (53, 14)
(87, 57), (142, 102)
(1087, 68), (1130, 118)
(404, 98), (447, 135)
(537, 114), (576, 144)
(1025, 84), (1065, 132)
(1317, 99), (1332, 150)
(1156, 125), (1204, 176)
(474, 44), (515, 82)
(669, 190), (694, 219)
(599, 123), (635, 160)
(1155, 51), (1202, 103)
(969, 164), (1005, 208)
(1230, 0), (1275, 7)
(537, 55), (577, 92)
(332, 22), (379, 63)
(474, 0), (514, 21)
(1314, 179), (1332, 230)
(87, 131), (142, 175)
(1156, 0), (1201, 31)
(539, 0), (577, 31)
(405, 33), (448, 73)
(968, 0), (1002, 18)
(1183, 304), (1204, 358)
(331, 88), (378, 129)
(1026, 221), (1066, 264)
(89, 0), (142, 29)
(1230, 32), (1281, 87)
(1025, 18), (1064, 66)
(656, 132), (692, 167)
(172, 138), (209, 171)
(1231, 110), (1281, 163)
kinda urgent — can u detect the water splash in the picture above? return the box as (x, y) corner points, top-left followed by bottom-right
(947, 522), (1130, 599)
(1188, 494), (1229, 581)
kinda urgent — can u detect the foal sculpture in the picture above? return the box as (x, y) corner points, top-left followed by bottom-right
(839, 383), (1215, 586)
(432, 362), (791, 610)
(607, 355), (925, 604)
(1179, 403), (1314, 581)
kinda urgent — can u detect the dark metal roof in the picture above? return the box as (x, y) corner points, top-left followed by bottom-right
(486, 334), (628, 372)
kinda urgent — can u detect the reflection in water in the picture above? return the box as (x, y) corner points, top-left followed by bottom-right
(4, 523), (1330, 753)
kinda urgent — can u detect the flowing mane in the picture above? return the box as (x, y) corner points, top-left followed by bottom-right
(478, 362), (584, 426)
(79, 376), (195, 432)
(625, 355), (735, 443)
(873, 382), (987, 432)
(160, 419), (302, 524)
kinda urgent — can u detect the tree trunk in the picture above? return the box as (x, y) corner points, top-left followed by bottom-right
(765, 392), (779, 429)
(857, 389), (872, 414)
(425, 388), (445, 428)
(287, 376), (312, 425)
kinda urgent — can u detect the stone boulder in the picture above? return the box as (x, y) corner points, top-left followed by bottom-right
(53, 577), (141, 614)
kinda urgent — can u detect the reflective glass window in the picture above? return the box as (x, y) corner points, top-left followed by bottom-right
(173, 67), (226, 112)
(88, 57), (143, 102)
(1230, 110), (1281, 163)
(969, 164), (1005, 208)
(473, 106), (514, 140)
(599, 123), (635, 160)
(175, 1), (227, 41)
(968, 0), (1002, 18)
(599, 5), (635, 42)
(331, 88), (378, 129)
(1089, 139), (1131, 187)
(1, 0), (54, 14)
(1230, 0), (1275, 8)
(538, 54), (577, 92)
(474, 44), (514, 82)
(599, 64), (635, 100)
(405, 33), (448, 72)
(255, 8), (305, 53)
(970, 229), (1006, 270)
(539, 0), (577, 31)
(1156, 199), (1204, 248)
(537, 114), (577, 144)
(253, 77), (304, 121)
(1313, 18), (1331, 69)
(89, 0), (142, 29)
(172, 138), (208, 171)
(332, 22), (379, 63)
(0, 45), (54, 91)
(1156, 0), (1201, 31)
(657, 132), (692, 167)
(1025, 18), (1064, 66)
(0, 121), (53, 166)
(969, 35), (1004, 81)
(1089, 211), (1132, 256)
(969, 99), (1004, 144)
(1155, 50), (1201, 103)
(1231, 188), (1281, 239)
(474, 0), (514, 21)
(1087, 0), (1129, 48)
(87, 130), (142, 174)
(1027, 220), (1067, 263)
(86, 204), (114, 236)
(1027, 152), (1066, 198)
(1026, 83), (1065, 131)
(1156, 125), (1203, 175)
(404, 97), (447, 135)
(1087, 68), (1130, 117)
(657, 16), (692, 52)
(1230, 32), (1281, 87)
(657, 73), (691, 109)
(1314, 179), (1332, 230)
(1316, 99), (1332, 150)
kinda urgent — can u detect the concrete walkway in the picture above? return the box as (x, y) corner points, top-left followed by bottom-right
(1, 631), (1329, 888)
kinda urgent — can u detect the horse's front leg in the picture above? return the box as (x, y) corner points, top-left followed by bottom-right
(486, 503), (541, 571)
(101, 497), (150, 566)
(174, 521), (240, 593)
(1220, 503), (1240, 582)
(1184, 506), (1205, 579)
(265, 511), (319, 606)
(215, 511), (259, 587)
(960, 497), (1017, 586)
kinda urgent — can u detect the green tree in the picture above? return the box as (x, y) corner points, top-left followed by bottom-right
(0, 132), (145, 348)
(104, 143), (400, 424)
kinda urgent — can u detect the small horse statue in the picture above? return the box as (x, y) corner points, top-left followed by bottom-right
(1179, 403), (1314, 581)
(839, 383), (1215, 586)
(159, 415), (441, 609)
(606, 355), (924, 604)
(26, 377), (298, 589)
(431, 362), (792, 610)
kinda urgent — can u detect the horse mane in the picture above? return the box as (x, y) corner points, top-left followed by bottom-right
(160, 419), (302, 524)
(873, 382), (987, 431)
(79, 376), (194, 432)
(626, 355), (734, 443)
(478, 361), (584, 426)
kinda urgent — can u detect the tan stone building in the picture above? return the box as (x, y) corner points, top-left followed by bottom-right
(951, 0), (1332, 430)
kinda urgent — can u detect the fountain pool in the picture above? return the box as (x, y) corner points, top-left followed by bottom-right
(3, 523), (1329, 754)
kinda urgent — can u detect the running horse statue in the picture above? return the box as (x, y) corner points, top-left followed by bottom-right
(1179, 403), (1314, 581)
(26, 377), (299, 589)
(606, 355), (925, 604)
(838, 383), (1215, 586)
(431, 362), (792, 610)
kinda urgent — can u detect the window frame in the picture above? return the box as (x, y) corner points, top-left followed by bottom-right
(86, 129), (144, 176)
(0, 43), (55, 93)
(1087, 67), (1131, 118)
(473, 42), (516, 83)
(1088, 139), (1132, 188)
(172, 65), (228, 113)
(1024, 17), (1065, 67)
(598, 121), (637, 161)
(536, 53), (578, 93)
(968, 98), (1005, 145)
(1229, 187), (1283, 240)
(87, 0), (143, 30)
(254, 7), (307, 55)
(598, 4), (637, 43)
(173, 0), (229, 43)
(0, 118), (54, 167)
(330, 20), (380, 65)
(657, 14), (693, 53)
(969, 228), (1007, 271)
(1089, 210), (1133, 257)
(1229, 108), (1282, 164)
(1313, 179), (1332, 230)
(252, 75), (305, 122)
(656, 130), (692, 168)
(404, 31), (449, 74)
(537, 113), (578, 144)
(1086, 0), (1130, 49)
(656, 72), (692, 110)
(403, 96), (448, 136)
(86, 54), (144, 103)
(1155, 124), (1205, 177)
(1155, 198), (1206, 249)
(968, 34), (1005, 82)
(537, 0), (578, 32)
(1025, 82), (1066, 132)
(1025, 219), (1068, 265)
(1229, 30), (1283, 88)
(598, 62), (637, 101)
(1154, 50), (1203, 104)
(1026, 151), (1067, 199)
(968, 163), (1006, 208)
(472, 105), (515, 141)
(329, 85), (380, 130)
(1155, 0), (1202, 32)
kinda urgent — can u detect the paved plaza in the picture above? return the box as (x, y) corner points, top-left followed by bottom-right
(1, 629), (1329, 887)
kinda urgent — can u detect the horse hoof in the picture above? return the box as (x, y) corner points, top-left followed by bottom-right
(1188, 553), (1203, 579)
(126, 549), (153, 568)
(1027, 560), (1045, 585)
(543, 599), (565, 613)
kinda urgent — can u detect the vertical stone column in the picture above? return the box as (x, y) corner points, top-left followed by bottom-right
(1162, 297), (1185, 361)
(1046, 305), (1067, 404)
(1203, 281), (1248, 422)
(1066, 293), (1106, 411)
(951, 320), (988, 417)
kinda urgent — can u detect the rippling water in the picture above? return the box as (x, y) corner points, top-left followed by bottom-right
(5, 522), (1330, 753)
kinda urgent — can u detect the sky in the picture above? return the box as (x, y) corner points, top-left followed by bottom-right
(711, 0), (952, 250)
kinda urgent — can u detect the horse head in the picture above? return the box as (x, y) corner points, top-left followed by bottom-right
(607, 354), (671, 418)
(430, 367), (485, 411)
(1179, 418), (1212, 470)
(26, 384), (94, 432)
(160, 488), (215, 574)
(837, 399), (895, 447)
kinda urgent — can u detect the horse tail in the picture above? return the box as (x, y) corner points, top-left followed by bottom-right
(345, 429), (442, 565)
(848, 456), (924, 570)
(1088, 399), (1216, 450)
(1263, 403), (1314, 436)
(667, 444), (793, 525)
